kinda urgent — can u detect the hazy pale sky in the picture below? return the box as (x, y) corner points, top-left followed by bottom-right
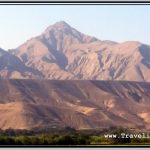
(0, 5), (150, 50)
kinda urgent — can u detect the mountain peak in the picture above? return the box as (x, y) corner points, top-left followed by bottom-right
(44, 21), (72, 33)
(53, 21), (70, 27)
(42, 21), (98, 44)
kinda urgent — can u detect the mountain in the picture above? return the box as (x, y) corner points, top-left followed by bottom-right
(11, 21), (150, 81)
(0, 21), (150, 130)
(0, 79), (150, 130)
(0, 48), (42, 79)
(13, 21), (98, 79)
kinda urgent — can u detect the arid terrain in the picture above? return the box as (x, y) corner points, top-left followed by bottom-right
(0, 79), (149, 130)
(0, 21), (150, 130)
(0, 21), (149, 81)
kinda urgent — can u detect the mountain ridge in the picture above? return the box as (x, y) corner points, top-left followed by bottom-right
(0, 21), (150, 129)
(0, 21), (149, 81)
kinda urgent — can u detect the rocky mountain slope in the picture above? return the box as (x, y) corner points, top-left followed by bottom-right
(0, 21), (149, 81)
(10, 21), (150, 81)
(0, 21), (150, 130)
(0, 79), (150, 130)
(0, 48), (42, 79)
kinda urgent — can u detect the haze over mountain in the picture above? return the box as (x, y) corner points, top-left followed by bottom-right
(0, 21), (148, 81)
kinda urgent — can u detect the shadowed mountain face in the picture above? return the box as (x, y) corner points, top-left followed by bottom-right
(0, 50), (42, 79)
(0, 80), (150, 130)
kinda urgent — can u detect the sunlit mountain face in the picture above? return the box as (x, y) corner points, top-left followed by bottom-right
(0, 21), (149, 81)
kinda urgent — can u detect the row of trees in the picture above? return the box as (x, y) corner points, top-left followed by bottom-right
(0, 134), (90, 145)
(0, 127), (149, 145)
